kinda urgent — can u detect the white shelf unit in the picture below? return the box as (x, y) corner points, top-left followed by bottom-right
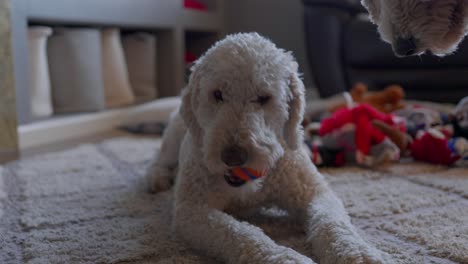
(10, 0), (225, 150)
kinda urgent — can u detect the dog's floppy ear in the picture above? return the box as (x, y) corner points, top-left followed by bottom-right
(284, 62), (305, 150)
(361, 0), (381, 23)
(179, 71), (203, 146)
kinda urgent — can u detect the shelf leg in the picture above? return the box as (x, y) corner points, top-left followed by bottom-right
(0, 0), (19, 161)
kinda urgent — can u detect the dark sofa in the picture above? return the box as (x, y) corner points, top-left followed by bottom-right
(303, 0), (468, 103)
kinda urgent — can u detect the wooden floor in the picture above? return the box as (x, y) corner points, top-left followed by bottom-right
(0, 129), (146, 164)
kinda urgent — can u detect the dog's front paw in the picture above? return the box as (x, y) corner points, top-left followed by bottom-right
(324, 241), (392, 264)
(267, 247), (316, 264)
(146, 165), (174, 193)
(339, 247), (389, 264)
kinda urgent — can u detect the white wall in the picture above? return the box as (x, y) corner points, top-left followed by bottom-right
(224, 0), (314, 91)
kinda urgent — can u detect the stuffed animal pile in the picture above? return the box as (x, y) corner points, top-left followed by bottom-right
(303, 83), (468, 167)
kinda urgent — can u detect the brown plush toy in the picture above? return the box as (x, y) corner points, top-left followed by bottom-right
(372, 120), (411, 154)
(329, 83), (406, 113)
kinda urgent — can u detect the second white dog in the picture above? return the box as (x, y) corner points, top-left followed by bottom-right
(146, 33), (390, 264)
(361, 0), (468, 57)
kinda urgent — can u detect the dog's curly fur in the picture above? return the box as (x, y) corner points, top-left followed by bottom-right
(361, 0), (468, 56)
(146, 33), (391, 263)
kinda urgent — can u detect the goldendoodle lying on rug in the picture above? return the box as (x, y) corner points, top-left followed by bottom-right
(146, 33), (391, 263)
(361, 0), (468, 57)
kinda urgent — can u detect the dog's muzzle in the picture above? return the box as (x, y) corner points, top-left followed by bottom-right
(394, 37), (418, 57)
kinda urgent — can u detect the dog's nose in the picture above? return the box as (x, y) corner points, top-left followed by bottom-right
(221, 145), (248, 167)
(394, 37), (417, 57)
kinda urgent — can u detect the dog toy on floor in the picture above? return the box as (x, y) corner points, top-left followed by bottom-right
(395, 106), (445, 137)
(319, 104), (404, 166)
(371, 120), (411, 153)
(451, 96), (468, 139)
(224, 167), (266, 187)
(303, 139), (346, 167)
(449, 137), (468, 161)
(409, 129), (467, 165)
(320, 127), (401, 167)
(328, 83), (406, 113)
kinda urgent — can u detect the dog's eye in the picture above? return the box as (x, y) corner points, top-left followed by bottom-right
(213, 90), (223, 103)
(255, 95), (271, 106)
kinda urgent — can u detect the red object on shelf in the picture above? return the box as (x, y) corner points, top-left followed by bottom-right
(184, 0), (208, 11)
(185, 51), (197, 64)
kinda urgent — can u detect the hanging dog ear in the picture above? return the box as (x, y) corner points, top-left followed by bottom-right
(179, 71), (203, 146)
(284, 63), (305, 150)
(361, 0), (381, 23)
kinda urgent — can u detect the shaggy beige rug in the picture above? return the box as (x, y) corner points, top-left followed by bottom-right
(1, 137), (467, 264)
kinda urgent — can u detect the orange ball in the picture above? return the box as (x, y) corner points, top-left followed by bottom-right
(231, 167), (265, 181)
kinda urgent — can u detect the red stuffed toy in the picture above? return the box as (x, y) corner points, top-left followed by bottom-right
(319, 104), (405, 165)
(410, 129), (460, 165)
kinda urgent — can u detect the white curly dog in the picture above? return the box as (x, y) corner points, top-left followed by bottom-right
(146, 33), (390, 264)
(361, 0), (468, 57)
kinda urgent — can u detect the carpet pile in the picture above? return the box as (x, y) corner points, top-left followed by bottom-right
(1, 137), (467, 263)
